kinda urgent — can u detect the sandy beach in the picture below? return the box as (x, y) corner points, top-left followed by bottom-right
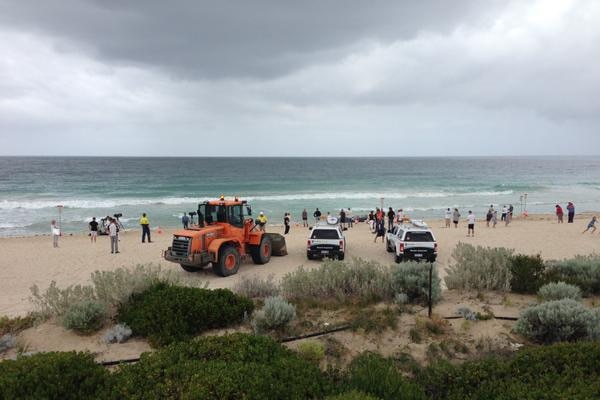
(1, 213), (598, 317)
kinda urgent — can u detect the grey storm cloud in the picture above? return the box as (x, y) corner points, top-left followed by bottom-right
(0, 0), (500, 79)
(0, 0), (599, 156)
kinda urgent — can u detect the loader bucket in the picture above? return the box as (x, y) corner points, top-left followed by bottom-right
(264, 233), (287, 256)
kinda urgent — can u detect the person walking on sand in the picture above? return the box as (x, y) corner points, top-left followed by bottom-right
(583, 216), (598, 234)
(89, 217), (98, 243)
(108, 218), (119, 254)
(555, 205), (564, 224)
(313, 208), (321, 224)
(492, 211), (498, 228)
(387, 207), (395, 231)
(466, 211), (476, 237)
(374, 219), (386, 243)
(501, 205), (508, 221)
(182, 213), (190, 229)
(284, 213), (290, 235)
(347, 208), (353, 228)
(486, 207), (493, 228)
(567, 202), (575, 223)
(339, 209), (346, 229)
(452, 208), (461, 228)
(444, 208), (452, 228)
(51, 220), (60, 248)
(140, 213), (152, 243)
(301, 209), (308, 227)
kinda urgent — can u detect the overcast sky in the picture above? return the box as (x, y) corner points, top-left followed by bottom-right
(1, 0), (599, 156)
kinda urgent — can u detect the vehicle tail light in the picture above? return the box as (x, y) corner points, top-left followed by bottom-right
(307, 240), (311, 249)
(399, 243), (405, 253)
(339, 240), (344, 250)
(434, 243), (438, 253)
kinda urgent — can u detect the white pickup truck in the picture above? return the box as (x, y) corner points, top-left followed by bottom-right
(306, 220), (346, 260)
(385, 220), (438, 263)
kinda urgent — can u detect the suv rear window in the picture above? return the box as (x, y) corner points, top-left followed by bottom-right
(404, 232), (434, 242)
(311, 229), (340, 239)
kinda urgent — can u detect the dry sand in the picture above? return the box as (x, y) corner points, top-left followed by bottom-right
(1, 213), (598, 317)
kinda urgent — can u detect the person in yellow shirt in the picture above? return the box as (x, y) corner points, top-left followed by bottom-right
(257, 212), (267, 231)
(140, 213), (152, 243)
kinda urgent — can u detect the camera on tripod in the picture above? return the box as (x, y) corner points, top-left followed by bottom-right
(113, 213), (123, 219)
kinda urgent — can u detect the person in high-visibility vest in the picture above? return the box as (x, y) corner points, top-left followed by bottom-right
(257, 212), (267, 231)
(140, 213), (152, 243)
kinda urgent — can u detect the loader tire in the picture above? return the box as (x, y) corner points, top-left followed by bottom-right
(250, 236), (272, 264)
(213, 245), (240, 277)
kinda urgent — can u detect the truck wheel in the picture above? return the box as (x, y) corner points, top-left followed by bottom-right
(250, 236), (272, 264)
(180, 264), (202, 272)
(213, 245), (240, 277)
(338, 253), (345, 261)
(307, 251), (314, 260)
(386, 239), (393, 253)
(395, 254), (403, 264)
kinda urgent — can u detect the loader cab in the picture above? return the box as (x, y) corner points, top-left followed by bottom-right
(198, 200), (249, 228)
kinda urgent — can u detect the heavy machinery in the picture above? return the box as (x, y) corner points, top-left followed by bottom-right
(163, 197), (287, 276)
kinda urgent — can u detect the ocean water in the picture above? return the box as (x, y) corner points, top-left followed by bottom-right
(1, 156), (600, 236)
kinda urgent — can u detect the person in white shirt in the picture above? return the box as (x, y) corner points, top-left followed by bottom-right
(444, 208), (452, 228)
(51, 220), (60, 248)
(396, 209), (404, 224)
(109, 218), (119, 254)
(466, 211), (476, 237)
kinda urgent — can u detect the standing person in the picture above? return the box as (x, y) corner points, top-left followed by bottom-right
(376, 208), (384, 222)
(582, 216), (597, 234)
(555, 205), (564, 223)
(387, 207), (395, 231)
(368, 210), (375, 232)
(452, 208), (461, 228)
(444, 208), (452, 228)
(182, 213), (190, 229)
(508, 205), (514, 220)
(283, 213), (290, 235)
(140, 213), (152, 243)
(301, 209), (308, 227)
(347, 208), (353, 228)
(466, 211), (476, 237)
(397, 208), (404, 223)
(486, 208), (493, 228)
(109, 218), (119, 254)
(89, 217), (98, 243)
(339, 209), (346, 229)
(492, 211), (498, 228)
(374, 219), (386, 243)
(501, 205), (508, 221)
(313, 208), (321, 224)
(257, 211), (267, 231)
(567, 202), (575, 223)
(51, 220), (60, 248)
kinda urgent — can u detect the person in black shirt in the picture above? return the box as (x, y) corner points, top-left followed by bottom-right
(313, 208), (322, 224)
(89, 217), (99, 243)
(284, 213), (291, 235)
(387, 207), (395, 231)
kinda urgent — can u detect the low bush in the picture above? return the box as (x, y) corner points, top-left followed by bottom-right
(445, 243), (514, 291)
(111, 333), (330, 399)
(0, 314), (35, 335)
(391, 261), (441, 305)
(538, 281), (582, 302)
(117, 283), (254, 346)
(421, 341), (600, 399)
(326, 391), (379, 400)
(351, 307), (398, 334)
(545, 255), (600, 295)
(0, 352), (110, 400)
(232, 273), (280, 298)
(296, 340), (325, 364)
(281, 258), (393, 304)
(510, 254), (546, 294)
(252, 296), (296, 334)
(103, 323), (133, 344)
(341, 353), (427, 400)
(513, 299), (599, 343)
(30, 281), (95, 318)
(62, 299), (108, 334)
(0, 333), (16, 353)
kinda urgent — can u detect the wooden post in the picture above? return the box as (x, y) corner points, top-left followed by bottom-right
(428, 262), (433, 318)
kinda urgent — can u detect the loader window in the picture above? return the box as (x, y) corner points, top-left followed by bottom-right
(228, 205), (244, 228)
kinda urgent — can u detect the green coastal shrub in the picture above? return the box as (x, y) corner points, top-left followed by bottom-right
(296, 340), (325, 364)
(341, 353), (427, 400)
(391, 261), (442, 305)
(252, 296), (296, 334)
(326, 391), (379, 400)
(62, 299), (108, 334)
(116, 283), (254, 346)
(445, 243), (514, 291)
(513, 299), (598, 343)
(111, 333), (329, 399)
(538, 281), (582, 302)
(0, 314), (35, 336)
(545, 255), (600, 295)
(0, 352), (110, 400)
(421, 342), (600, 400)
(281, 258), (393, 303)
(233, 273), (280, 298)
(30, 281), (95, 318)
(510, 254), (546, 294)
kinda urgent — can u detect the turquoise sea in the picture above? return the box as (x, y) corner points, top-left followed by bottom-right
(1, 156), (600, 236)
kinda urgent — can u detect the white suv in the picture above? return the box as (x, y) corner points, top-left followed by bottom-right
(385, 221), (437, 263)
(307, 221), (346, 260)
